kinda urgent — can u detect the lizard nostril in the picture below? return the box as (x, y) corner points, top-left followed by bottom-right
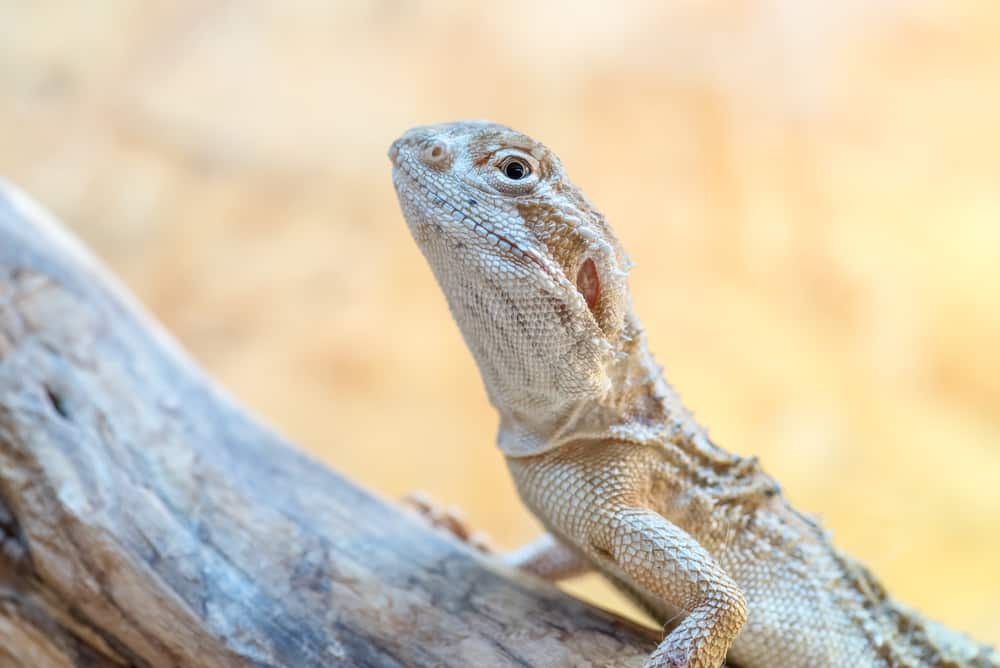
(421, 140), (450, 166)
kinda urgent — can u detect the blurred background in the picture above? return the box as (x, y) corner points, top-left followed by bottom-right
(1, 0), (998, 645)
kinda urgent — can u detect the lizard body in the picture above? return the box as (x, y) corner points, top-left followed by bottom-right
(388, 120), (998, 668)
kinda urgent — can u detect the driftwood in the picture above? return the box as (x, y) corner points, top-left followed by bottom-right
(0, 180), (657, 667)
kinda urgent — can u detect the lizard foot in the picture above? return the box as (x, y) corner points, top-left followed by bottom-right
(400, 490), (495, 553)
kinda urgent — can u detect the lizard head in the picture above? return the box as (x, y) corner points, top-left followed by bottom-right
(390, 121), (664, 456)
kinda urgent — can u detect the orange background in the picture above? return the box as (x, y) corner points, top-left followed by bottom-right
(2, 1), (998, 644)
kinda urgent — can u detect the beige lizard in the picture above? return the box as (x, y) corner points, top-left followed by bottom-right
(388, 120), (999, 668)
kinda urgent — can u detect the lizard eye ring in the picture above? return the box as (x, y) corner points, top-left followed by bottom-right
(489, 149), (540, 194)
(499, 157), (530, 180)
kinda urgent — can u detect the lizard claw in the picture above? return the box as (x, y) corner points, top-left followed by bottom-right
(400, 491), (495, 553)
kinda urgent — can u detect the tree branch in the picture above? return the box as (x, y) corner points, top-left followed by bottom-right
(0, 180), (656, 667)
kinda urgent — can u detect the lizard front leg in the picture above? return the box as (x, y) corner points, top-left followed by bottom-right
(591, 506), (747, 668)
(509, 443), (748, 668)
(402, 492), (592, 580)
(504, 533), (593, 580)
(400, 491), (495, 552)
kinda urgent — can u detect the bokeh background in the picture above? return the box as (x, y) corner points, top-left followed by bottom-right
(2, 0), (998, 645)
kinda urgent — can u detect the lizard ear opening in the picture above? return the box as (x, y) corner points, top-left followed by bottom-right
(576, 258), (601, 314)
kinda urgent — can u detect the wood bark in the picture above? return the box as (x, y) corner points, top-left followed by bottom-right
(0, 180), (657, 667)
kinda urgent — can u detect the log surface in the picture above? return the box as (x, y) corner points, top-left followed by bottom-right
(0, 181), (657, 667)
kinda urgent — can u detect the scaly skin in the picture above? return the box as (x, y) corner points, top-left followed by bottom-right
(388, 120), (999, 668)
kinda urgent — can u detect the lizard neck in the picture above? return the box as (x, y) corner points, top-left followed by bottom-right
(497, 308), (730, 463)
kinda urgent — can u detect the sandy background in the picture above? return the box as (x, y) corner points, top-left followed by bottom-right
(2, 0), (998, 645)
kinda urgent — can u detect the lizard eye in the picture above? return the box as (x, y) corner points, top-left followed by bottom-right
(488, 150), (540, 194)
(500, 157), (530, 180)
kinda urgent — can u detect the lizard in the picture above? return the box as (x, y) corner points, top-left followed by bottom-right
(388, 120), (999, 668)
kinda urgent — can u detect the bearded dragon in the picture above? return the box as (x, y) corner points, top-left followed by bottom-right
(388, 120), (998, 668)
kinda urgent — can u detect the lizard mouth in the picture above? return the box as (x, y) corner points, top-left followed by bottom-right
(392, 164), (561, 283)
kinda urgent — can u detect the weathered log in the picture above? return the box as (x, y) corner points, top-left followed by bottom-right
(0, 180), (657, 667)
